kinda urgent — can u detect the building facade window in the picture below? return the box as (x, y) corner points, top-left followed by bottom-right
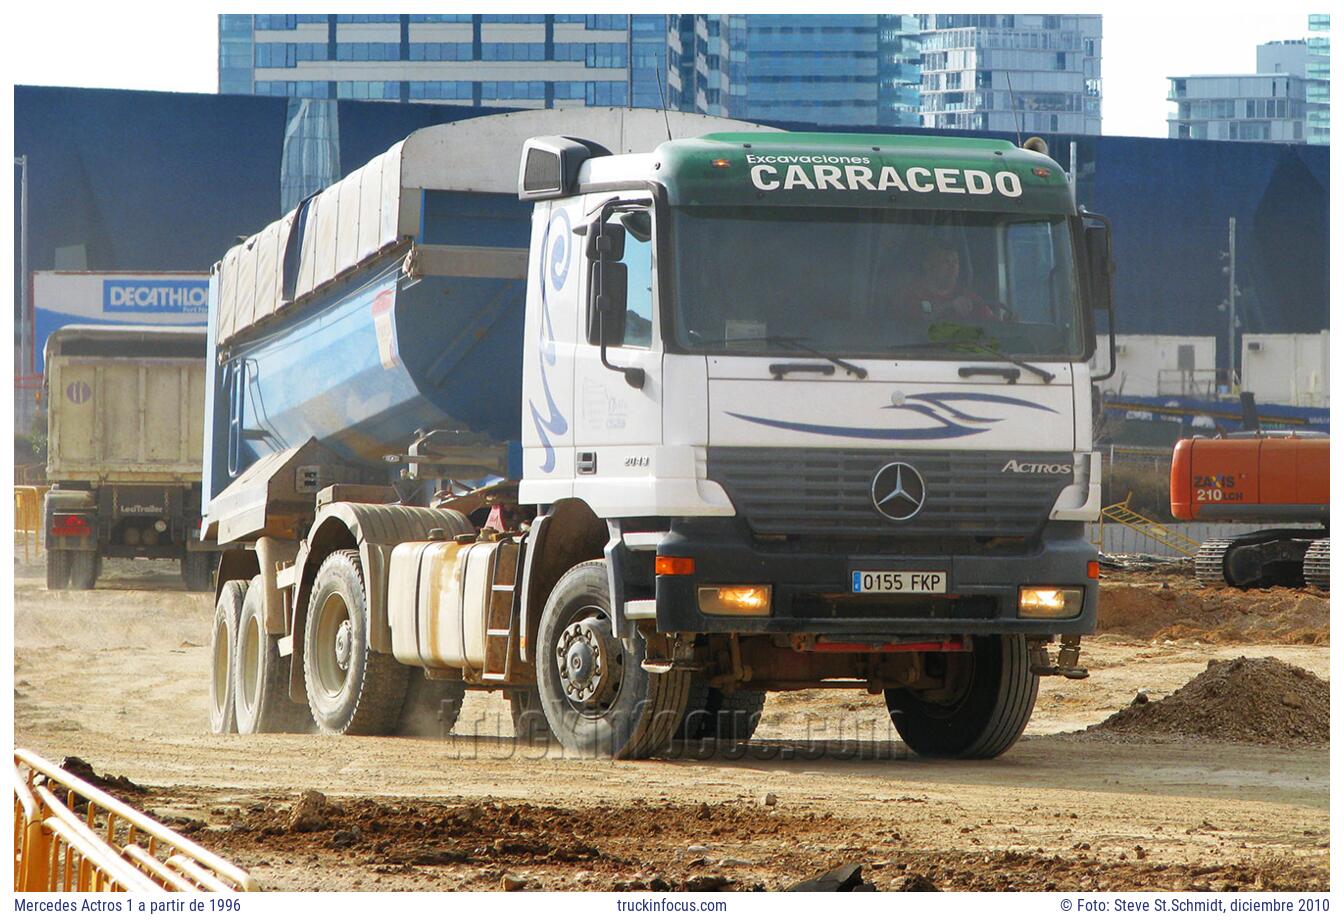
(408, 81), (473, 100)
(481, 42), (546, 61)
(585, 15), (629, 30)
(335, 43), (401, 62)
(409, 43), (473, 62)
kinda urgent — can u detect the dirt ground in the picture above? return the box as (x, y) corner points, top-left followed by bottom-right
(12, 556), (1330, 891)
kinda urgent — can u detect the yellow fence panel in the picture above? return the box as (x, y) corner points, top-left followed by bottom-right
(13, 749), (259, 893)
(14, 486), (49, 563)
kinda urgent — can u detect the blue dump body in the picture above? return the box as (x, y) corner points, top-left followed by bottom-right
(204, 192), (532, 506)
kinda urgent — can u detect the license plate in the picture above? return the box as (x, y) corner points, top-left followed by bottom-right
(851, 570), (947, 594)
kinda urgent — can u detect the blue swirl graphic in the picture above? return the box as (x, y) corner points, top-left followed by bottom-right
(527, 209), (572, 473)
(727, 390), (1056, 441)
(727, 411), (983, 440)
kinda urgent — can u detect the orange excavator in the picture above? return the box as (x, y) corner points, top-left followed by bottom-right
(1170, 432), (1329, 590)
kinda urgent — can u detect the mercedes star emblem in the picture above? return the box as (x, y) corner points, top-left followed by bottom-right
(871, 462), (926, 521)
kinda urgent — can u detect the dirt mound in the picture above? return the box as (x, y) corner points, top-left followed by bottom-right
(1089, 657), (1329, 746)
(1099, 582), (1328, 645)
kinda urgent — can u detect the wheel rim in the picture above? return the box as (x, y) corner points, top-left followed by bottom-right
(900, 647), (979, 719)
(240, 616), (262, 713)
(312, 592), (354, 701)
(553, 604), (624, 719)
(211, 618), (230, 715)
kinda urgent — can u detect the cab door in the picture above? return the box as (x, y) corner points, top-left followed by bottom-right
(570, 193), (663, 501)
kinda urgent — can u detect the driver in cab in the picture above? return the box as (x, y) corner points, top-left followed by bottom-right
(897, 241), (1010, 324)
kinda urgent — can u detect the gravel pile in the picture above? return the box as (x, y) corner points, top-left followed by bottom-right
(1090, 656), (1328, 746)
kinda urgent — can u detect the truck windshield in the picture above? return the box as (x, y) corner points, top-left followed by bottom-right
(670, 206), (1086, 360)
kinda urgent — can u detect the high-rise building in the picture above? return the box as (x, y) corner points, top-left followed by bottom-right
(917, 14), (1102, 135)
(1306, 14), (1330, 144)
(220, 14), (658, 108)
(219, 13), (927, 127)
(1167, 40), (1312, 143)
(664, 14), (922, 126)
(666, 14), (744, 117)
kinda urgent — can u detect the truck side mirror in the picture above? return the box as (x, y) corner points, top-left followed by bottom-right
(590, 261), (628, 347)
(1085, 223), (1113, 314)
(586, 220), (625, 262)
(586, 210), (645, 389)
(1082, 212), (1117, 382)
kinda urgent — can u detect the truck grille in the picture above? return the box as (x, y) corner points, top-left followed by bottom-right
(706, 447), (1074, 541)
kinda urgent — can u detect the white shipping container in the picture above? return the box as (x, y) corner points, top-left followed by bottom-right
(1091, 335), (1218, 398)
(1240, 331), (1330, 407)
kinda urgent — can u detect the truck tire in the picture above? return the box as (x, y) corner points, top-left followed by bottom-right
(303, 549), (410, 735)
(182, 552), (215, 592)
(68, 551), (99, 591)
(46, 550), (72, 590)
(210, 580), (247, 734)
(676, 678), (766, 742)
(535, 560), (691, 759)
(234, 576), (311, 734)
(884, 635), (1038, 760)
(509, 687), (556, 744)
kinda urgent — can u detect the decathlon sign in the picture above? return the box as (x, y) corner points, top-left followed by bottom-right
(746, 154), (1024, 198)
(102, 279), (209, 314)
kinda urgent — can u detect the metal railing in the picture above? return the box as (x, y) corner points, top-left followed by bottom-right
(1096, 494), (1201, 558)
(13, 486), (48, 563)
(13, 749), (259, 893)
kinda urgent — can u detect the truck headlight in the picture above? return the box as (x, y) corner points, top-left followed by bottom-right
(698, 585), (772, 616)
(1018, 587), (1083, 618)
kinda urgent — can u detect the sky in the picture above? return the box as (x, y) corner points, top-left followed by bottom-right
(1, 2), (1329, 139)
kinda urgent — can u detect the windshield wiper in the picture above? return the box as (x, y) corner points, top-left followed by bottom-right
(955, 340), (1055, 383)
(886, 329), (1055, 383)
(687, 332), (868, 380)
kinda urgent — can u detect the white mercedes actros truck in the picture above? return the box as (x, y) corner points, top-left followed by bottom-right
(204, 111), (1114, 759)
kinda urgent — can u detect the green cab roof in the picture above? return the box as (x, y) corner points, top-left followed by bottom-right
(652, 131), (1075, 214)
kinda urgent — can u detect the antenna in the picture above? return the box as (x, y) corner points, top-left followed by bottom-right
(1004, 71), (1023, 146)
(653, 61), (674, 143)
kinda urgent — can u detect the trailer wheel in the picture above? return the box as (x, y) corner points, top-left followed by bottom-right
(676, 679), (766, 743)
(182, 552), (215, 592)
(884, 635), (1038, 759)
(68, 551), (99, 591)
(303, 550), (409, 735)
(46, 550), (72, 590)
(509, 687), (556, 744)
(235, 576), (311, 734)
(536, 560), (690, 759)
(210, 580), (247, 734)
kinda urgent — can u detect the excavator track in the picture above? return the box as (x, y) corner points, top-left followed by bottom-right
(1303, 539), (1330, 591)
(1194, 539), (1232, 588)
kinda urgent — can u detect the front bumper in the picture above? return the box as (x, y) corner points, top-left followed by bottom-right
(653, 518), (1097, 639)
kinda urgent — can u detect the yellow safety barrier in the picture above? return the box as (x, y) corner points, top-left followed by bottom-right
(1099, 493), (1201, 558)
(13, 749), (260, 893)
(14, 486), (49, 563)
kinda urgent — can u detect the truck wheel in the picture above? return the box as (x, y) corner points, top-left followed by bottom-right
(210, 580), (247, 734)
(535, 560), (691, 759)
(884, 635), (1038, 759)
(46, 550), (72, 590)
(68, 551), (99, 591)
(303, 550), (409, 735)
(182, 552), (215, 592)
(234, 576), (311, 734)
(509, 687), (556, 744)
(676, 679), (766, 742)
